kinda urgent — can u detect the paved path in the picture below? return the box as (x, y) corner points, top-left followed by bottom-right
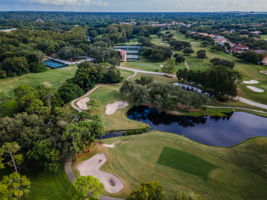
(71, 85), (101, 112)
(116, 66), (176, 78)
(184, 60), (190, 70)
(204, 105), (267, 114)
(234, 97), (267, 110)
(116, 66), (267, 111)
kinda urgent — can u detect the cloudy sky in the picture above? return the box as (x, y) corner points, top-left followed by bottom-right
(1, 0), (267, 12)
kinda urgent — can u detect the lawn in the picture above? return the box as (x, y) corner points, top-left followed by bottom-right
(26, 168), (74, 200)
(87, 84), (148, 131)
(123, 59), (185, 73)
(74, 131), (267, 200)
(0, 66), (77, 97)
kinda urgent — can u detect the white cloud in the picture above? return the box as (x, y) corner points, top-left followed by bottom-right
(28, 0), (108, 6)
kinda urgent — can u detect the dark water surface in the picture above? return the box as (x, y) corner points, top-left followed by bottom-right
(127, 106), (267, 147)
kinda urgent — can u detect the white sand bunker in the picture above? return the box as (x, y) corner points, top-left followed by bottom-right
(102, 143), (115, 148)
(243, 80), (259, 84)
(260, 71), (267, 75)
(76, 154), (124, 193)
(247, 86), (264, 93)
(105, 101), (129, 115)
(76, 97), (90, 111)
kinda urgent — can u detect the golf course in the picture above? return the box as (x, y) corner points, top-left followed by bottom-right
(72, 131), (267, 200)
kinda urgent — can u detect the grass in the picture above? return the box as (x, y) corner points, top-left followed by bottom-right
(170, 31), (267, 104)
(26, 168), (74, 200)
(74, 131), (267, 200)
(158, 147), (216, 180)
(123, 59), (185, 73)
(0, 66), (77, 97)
(87, 84), (148, 131)
(132, 73), (177, 84)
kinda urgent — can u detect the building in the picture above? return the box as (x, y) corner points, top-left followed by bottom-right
(114, 45), (142, 61)
(262, 56), (267, 65)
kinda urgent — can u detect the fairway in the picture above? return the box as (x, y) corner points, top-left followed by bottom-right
(158, 147), (216, 180)
(74, 132), (267, 200)
(0, 66), (77, 97)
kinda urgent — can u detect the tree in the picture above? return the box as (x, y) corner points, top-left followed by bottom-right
(72, 176), (104, 200)
(210, 58), (235, 69)
(161, 59), (176, 73)
(1, 142), (24, 173)
(174, 54), (185, 63)
(2, 57), (29, 77)
(135, 76), (154, 85)
(58, 83), (84, 103)
(27, 139), (61, 172)
(238, 50), (263, 65)
(196, 50), (207, 59)
(0, 172), (31, 200)
(127, 182), (165, 200)
(183, 48), (194, 56)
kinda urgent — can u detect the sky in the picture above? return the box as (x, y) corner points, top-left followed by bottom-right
(0, 0), (267, 12)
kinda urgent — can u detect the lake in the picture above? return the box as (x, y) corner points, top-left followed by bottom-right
(127, 105), (267, 147)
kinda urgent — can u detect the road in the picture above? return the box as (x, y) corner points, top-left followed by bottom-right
(116, 66), (267, 111)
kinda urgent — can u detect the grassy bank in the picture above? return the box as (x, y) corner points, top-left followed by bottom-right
(74, 132), (267, 200)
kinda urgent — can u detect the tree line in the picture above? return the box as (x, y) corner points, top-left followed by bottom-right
(120, 76), (210, 112)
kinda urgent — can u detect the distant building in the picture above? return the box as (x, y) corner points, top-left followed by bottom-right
(262, 56), (267, 65)
(230, 44), (249, 54)
(0, 28), (17, 33)
(254, 50), (266, 54)
(114, 45), (142, 61)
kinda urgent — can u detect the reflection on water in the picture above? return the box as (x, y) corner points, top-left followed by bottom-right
(127, 106), (267, 147)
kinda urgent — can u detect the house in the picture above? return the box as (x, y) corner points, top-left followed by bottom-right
(230, 43), (249, 53)
(262, 56), (267, 65)
(214, 36), (229, 46)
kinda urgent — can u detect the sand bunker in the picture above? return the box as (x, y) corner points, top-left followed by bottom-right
(102, 143), (115, 148)
(247, 86), (264, 93)
(105, 101), (129, 115)
(260, 71), (267, 75)
(76, 154), (124, 194)
(243, 80), (259, 84)
(76, 97), (90, 111)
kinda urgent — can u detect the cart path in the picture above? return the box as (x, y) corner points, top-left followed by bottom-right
(116, 66), (267, 111)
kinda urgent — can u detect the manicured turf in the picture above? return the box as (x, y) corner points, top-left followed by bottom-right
(27, 168), (74, 200)
(123, 59), (185, 73)
(75, 132), (267, 200)
(88, 84), (148, 131)
(158, 147), (216, 180)
(0, 66), (77, 97)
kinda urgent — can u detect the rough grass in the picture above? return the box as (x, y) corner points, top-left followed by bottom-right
(158, 147), (216, 180)
(0, 66), (77, 97)
(75, 132), (267, 200)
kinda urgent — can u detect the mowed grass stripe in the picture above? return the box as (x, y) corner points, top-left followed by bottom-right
(158, 147), (216, 180)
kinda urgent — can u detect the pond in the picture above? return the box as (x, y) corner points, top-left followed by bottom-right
(127, 106), (267, 147)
